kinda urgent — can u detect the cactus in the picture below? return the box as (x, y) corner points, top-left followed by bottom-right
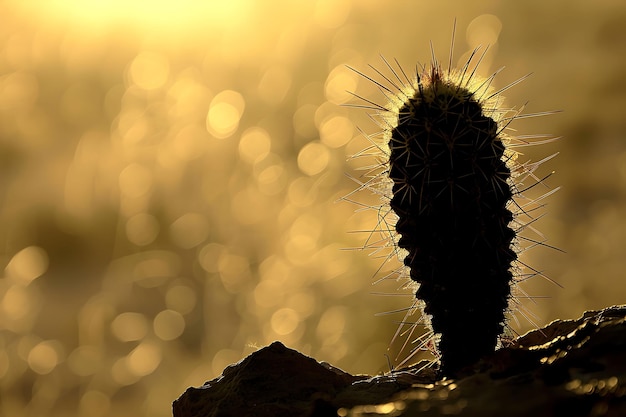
(347, 40), (559, 376)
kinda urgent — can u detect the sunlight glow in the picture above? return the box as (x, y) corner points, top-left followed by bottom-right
(0, 0), (596, 415)
(8, 0), (252, 35)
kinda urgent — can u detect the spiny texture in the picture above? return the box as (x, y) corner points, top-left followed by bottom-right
(389, 67), (516, 376)
(346, 50), (558, 377)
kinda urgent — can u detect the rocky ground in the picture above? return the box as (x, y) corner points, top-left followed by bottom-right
(173, 305), (626, 417)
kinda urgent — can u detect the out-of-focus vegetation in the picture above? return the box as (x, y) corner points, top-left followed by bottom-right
(1, 1), (625, 416)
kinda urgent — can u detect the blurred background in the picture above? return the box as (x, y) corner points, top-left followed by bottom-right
(1, 1), (625, 416)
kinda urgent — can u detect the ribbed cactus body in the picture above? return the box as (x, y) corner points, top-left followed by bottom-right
(388, 67), (517, 375)
(346, 47), (558, 377)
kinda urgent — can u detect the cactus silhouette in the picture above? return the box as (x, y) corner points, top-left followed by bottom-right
(389, 64), (516, 376)
(347, 44), (558, 376)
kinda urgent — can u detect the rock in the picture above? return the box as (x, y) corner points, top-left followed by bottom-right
(172, 341), (366, 417)
(173, 305), (626, 417)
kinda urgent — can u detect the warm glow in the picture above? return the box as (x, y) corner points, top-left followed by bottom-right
(0, 0), (616, 415)
(5, 246), (49, 284)
(7, 0), (253, 35)
(153, 309), (185, 341)
(111, 312), (149, 342)
(27, 340), (63, 375)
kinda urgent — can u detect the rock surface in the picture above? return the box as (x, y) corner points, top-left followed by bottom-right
(173, 305), (626, 417)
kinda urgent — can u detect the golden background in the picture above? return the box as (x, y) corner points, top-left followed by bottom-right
(1, 1), (625, 416)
